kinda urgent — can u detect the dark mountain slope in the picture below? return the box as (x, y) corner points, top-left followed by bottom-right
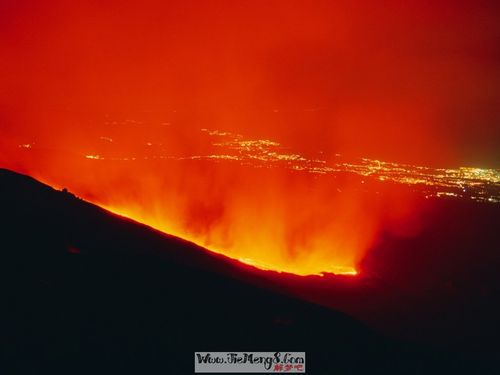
(0, 169), (488, 374)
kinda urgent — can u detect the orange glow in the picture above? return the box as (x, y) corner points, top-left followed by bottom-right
(1, 2), (499, 276)
(29, 162), (377, 277)
(0, 127), (424, 276)
(101, 205), (360, 276)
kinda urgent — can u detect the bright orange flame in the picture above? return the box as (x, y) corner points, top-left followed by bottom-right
(75, 182), (369, 277)
(76, 156), (377, 277)
(104, 206), (359, 276)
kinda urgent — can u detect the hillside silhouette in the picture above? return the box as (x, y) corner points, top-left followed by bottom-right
(0, 168), (495, 374)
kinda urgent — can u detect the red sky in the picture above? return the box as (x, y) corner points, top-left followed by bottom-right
(1, 0), (499, 166)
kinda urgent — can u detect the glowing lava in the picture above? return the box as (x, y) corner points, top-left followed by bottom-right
(104, 205), (359, 276)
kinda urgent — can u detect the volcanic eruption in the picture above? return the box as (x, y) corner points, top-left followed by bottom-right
(2, 1), (499, 277)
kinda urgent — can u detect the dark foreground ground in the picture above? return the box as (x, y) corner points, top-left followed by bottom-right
(0, 168), (498, 374)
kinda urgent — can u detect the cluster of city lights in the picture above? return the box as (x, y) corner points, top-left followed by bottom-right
(21, 125), (500, 204)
